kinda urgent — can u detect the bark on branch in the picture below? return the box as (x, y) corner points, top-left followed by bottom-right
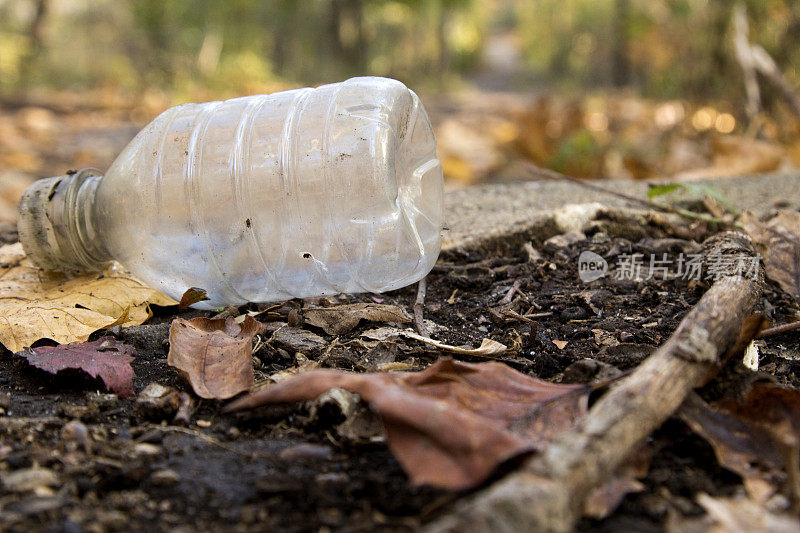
(426, 232), (763, 532)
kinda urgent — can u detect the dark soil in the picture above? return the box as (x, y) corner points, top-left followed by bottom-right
(2, 218), (799, 532)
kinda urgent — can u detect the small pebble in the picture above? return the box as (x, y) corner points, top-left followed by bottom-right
(61, 421), (89, 448)
(150, 469), (180, 486)
(133, 443), (162, 457)
(2, 467), (59, 492)
(279, 443), (334, 461)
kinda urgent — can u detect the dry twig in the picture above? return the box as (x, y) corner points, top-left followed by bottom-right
(757, 320), (800, 339)
(500, 279), (522, 306)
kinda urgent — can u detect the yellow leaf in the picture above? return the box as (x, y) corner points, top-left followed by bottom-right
(0, 244), (176, 353)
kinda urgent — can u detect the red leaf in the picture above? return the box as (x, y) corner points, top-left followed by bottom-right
(225, 358), (589, 490)
(19, 337), (135, 397)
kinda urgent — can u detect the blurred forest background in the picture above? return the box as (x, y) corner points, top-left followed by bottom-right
(2, 0), (800, 221)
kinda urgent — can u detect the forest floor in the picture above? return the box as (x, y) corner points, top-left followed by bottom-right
(1, 199), (799, 531)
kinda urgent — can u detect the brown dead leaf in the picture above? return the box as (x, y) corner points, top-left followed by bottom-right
(225, 358), (589, 489)
(732, 383), (800, 445)
(680, 386), (800, 505)
(0, 246), (176, 353)
(678, 136), (789, 181)
(303, 303), (412, 335)
(552, 339), (569, 350)
(168, 316), (259, 399)
(178, 287), (210, 309)
(19, 337), (135, 397)
(742, 210), (800, 301)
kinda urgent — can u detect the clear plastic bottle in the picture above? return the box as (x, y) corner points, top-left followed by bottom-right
(18, 77), (444, 309)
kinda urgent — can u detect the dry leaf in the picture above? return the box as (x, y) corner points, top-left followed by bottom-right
(361, 327), (508, 357)
(178, 287), (210, 309)
(168, 316), (259, 399)
(0, 247), (176, 353)
(403, 333), (507, 356)
(677, 136), (789, 181)
(552, 339), (569, 350)
(225, 358), (589, 489)
(19, 337), (135, 397)
(303, 303), (412, 335)
(270, 326), (327, 354)
(680, 388), (798, 504)
(742, 210), (800, 301)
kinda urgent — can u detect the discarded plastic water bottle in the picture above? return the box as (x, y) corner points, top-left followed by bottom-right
(18, 77), (444, 309)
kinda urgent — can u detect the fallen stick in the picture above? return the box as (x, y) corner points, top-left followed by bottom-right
(500, 279), (522, 306)
(425, 232), (763, 532)
(757, 320), (800, 339)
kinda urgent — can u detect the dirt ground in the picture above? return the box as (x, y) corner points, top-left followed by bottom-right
(1, 209), (799, 532)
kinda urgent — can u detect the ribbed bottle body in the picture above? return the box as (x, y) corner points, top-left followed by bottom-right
(92, 77), (444, 308)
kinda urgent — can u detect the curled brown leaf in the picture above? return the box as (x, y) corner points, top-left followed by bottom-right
(178, 287), (210, 309)
(225, 358), (589, 490)
(681, 385), (800, 505)
(168, 316), (260, 400)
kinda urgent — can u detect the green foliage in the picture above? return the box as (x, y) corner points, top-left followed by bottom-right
(512, 0), (800, 102)
(550, 129), (603, 177)
(0, 0), (486, 95)
(0, 0), (797, 105)
(647, 182), (739, 214)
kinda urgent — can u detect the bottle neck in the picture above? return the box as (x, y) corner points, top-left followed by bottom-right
(18, 169), (112, 272)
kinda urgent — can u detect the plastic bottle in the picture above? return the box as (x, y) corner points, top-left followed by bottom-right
(17, 77), (444, 309)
